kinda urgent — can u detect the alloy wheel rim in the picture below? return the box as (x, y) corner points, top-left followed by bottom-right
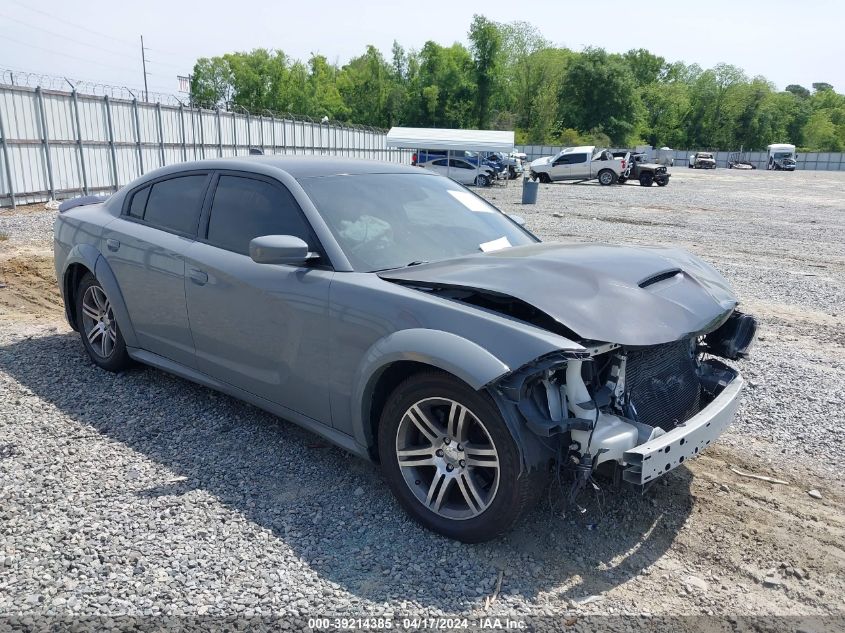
(81, 285), (117, 358)
(395, 397), (500, 520)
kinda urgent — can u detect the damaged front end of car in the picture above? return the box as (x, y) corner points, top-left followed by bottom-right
(488, 310), (757, 491)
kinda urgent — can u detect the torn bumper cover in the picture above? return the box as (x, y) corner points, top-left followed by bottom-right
(622, 368), (743, 484)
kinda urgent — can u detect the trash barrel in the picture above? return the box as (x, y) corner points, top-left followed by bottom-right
(521, 177), (539, 205)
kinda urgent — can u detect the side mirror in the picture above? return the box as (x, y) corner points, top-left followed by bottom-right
(249, 235), (313, 266)
(507, 213), (526, 226)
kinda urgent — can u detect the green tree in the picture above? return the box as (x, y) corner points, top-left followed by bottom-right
(468, 15), (502, 128)
(558, 48), (641, 145)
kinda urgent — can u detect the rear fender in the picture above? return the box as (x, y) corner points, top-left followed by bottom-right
(61, 244), (138, 348)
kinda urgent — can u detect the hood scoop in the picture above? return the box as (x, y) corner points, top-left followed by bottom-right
(639, 269), (682, 288)
(379, 242), (738, 346)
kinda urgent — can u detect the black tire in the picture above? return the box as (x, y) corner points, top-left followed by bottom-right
(688, 163), (693, 168)
(538, 173), (552, 184)
(617, 176), (628, 184)
(597, 169), (617, 186)
(378, 371), (543, 542)
(475, 174), (490, 187)
(639, 173), (654, 187)
(656, 179), (668, 187)
(508, 166), (517, 180)
(75, 273), (132, 372)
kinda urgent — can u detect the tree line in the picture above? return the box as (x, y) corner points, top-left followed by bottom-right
(190, 16), (845, 151)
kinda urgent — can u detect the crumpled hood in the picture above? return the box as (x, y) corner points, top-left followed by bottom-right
(378, 242), (738, 346)
(530, 156), (554, 168)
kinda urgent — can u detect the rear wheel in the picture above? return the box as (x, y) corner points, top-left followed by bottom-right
(378, 371), (542, 542)
(639, 173), (654, 187)
(597, 169), (616, 186)
(617, 176), (628, 184)
(76, 273), (132, 372)
(475, 174), (490, 187)
(508, 166), (517, 180)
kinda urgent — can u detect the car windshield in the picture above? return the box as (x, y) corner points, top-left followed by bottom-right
(299, 173), (536, 272)
(774, 152), (794, 159)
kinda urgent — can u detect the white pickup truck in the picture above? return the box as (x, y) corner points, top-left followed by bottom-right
(529, 146), (627, 186)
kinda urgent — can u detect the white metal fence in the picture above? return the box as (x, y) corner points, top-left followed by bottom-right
(0, 84), (413, 208)
(516, 145), (845, 171)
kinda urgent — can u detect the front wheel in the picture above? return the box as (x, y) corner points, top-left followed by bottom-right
(597, 169), (617, 186)
(378, 371), (543, 542)
(656, 179), (668, 187)
(538, 173), (552, 184)
(76, 273), (132, 372)
(639, 173), (654, 187)
(475, 174), (490, 187)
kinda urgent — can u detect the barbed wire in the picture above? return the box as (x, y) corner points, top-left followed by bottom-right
(0, 68), (386, 132)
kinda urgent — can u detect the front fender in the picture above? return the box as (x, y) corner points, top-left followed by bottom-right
(350, 328), (510, 450)
(61, 245), (139, 348)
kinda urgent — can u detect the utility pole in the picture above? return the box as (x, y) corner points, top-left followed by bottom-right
(140, 35), (149, 102)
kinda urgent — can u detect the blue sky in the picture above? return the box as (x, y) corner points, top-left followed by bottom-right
(1, 0), (841, 95)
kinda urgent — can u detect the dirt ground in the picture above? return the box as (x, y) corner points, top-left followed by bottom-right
(0, 174), (843, 626)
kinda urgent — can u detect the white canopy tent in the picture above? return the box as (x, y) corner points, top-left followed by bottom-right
(386, 127), (515, 183)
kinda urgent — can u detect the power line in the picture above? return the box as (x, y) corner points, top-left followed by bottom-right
(5, 1), (187, 67)
(7, 0), (140, 47)
(0, 33), (142, 76)
(1, 12), (141, 61)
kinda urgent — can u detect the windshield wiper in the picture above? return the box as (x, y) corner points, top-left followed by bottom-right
(371, 260), (429, 273)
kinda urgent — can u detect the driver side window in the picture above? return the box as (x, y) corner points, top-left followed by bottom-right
(205, 175), (316, 257)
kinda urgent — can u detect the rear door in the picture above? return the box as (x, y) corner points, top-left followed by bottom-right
(184, 171), (334, 424)
(101, 172), (210, 367)
(569, 152), (591, 179)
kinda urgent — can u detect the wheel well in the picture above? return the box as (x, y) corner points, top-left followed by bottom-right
(63, 263), (92, 330)
(366, 360), (446, 461)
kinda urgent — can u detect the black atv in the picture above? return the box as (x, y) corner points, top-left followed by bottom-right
(618, 153), (671, 186)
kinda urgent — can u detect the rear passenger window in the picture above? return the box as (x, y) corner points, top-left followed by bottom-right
(571, 154), (587, 164)
(206, 175), (315, 257)
(142, 175), (207, 235)
(128, 186), (149, 218)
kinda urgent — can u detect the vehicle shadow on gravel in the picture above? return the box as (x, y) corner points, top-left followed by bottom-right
(1, 332), (695, 612)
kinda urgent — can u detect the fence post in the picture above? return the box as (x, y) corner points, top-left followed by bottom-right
(270, 114), (277, 155)
(103, 95), (119, 191)
(178, 104), (187, 162)
(0, 103), (16, 209)
(35, 87), (56, 200)
(216, 107), (223, 157)
(281, 117), (287, 154)
(197, 108), (205, 159)
(291, 118), (296, 155)
(232, 111), (237, 156)
(245, 111), (251, 150)
(70, 90), (89, 195)
(259, 114), (265, 151)
(155, 102), (165, 167)
(131, 98), (144, 176)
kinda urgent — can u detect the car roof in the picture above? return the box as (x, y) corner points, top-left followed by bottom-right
(133, 155), (427, 182)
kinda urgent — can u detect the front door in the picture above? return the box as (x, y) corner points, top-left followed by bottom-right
(184, 172), (333, 424)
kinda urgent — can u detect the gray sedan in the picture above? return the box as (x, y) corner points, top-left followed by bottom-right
(54, 157), (755, 542)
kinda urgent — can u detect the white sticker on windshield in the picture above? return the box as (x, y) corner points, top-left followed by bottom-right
(448, 190), (494, 213)
(479, 236), (512, 253)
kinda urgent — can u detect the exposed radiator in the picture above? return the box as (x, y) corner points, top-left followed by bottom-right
(624, 339), (701, 431)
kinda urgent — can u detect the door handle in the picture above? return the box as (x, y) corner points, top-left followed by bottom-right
(106, 238), (120, 252)
(189, 268), (208, 285)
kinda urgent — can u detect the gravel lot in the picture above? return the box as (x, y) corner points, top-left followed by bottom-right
(1, 168), (844, 628)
